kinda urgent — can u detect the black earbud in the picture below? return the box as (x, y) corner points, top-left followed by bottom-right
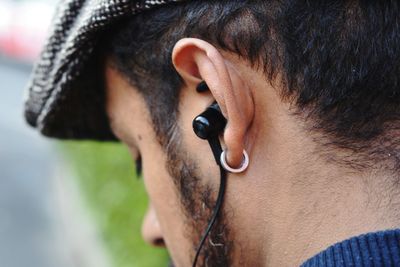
(196, 81), (210, 93)
(193, 102), (227, 140)
(193, 81), (226, 139)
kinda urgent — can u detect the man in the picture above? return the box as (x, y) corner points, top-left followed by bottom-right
(24, 0), (400, 266)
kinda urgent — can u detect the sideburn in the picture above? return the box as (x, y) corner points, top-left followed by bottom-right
(163, 126), (233, 267)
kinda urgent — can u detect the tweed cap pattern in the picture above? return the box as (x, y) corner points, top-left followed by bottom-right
(24, 0), (182, 140)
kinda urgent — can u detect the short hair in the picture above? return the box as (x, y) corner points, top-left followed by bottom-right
(105, 0), (400, 171)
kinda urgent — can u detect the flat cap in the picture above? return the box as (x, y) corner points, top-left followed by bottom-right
(24, 0), (182, 140)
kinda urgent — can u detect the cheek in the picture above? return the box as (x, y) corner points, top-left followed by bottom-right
(140, 146), (194, 266)
(142, 151), (176, 215)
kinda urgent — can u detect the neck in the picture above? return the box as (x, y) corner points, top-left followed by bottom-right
(254, 136), (400, 266)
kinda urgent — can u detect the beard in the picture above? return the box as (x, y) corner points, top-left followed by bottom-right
(164, 138), (233, 267)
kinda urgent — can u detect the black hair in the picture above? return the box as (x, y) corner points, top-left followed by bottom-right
(105, 0), (400, 172)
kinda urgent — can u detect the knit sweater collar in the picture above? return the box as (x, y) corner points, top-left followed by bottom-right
(301, 229), (400, 266)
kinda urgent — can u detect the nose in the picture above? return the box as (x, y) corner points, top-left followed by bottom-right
(142, 204), (165, 247)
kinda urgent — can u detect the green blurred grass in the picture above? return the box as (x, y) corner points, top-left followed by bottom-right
(61, 141), (168, 267)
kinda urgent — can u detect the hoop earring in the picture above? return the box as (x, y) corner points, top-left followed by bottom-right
(220, 150), (249, 173)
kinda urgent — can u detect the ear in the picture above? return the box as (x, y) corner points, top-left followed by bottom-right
(172, 38), (255, 168)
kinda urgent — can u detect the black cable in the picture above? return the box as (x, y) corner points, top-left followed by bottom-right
(192, 137), (227, 267)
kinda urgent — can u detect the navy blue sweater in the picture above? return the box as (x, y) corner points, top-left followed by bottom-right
(302, 229), (400, 266)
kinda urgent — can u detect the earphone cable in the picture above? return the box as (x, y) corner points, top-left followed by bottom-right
(192, 137), (227, 267)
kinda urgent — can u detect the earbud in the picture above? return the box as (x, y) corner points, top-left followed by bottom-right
(196, 81), (209, 93)
(193, 102), (227, 140)
(192, 82), (227, 165)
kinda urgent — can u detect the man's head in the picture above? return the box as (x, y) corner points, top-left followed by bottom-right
(25, 0), (400, 266)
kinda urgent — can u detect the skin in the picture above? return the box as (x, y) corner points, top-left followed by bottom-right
(104, 38), (400, 266)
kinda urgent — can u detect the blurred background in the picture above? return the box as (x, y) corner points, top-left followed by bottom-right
(0, 0), (168, 266)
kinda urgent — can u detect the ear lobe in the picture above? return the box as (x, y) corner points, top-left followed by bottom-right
(172, 38), (255, 169)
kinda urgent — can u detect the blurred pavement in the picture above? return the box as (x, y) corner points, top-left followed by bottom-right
(0, 58), (110, 267)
